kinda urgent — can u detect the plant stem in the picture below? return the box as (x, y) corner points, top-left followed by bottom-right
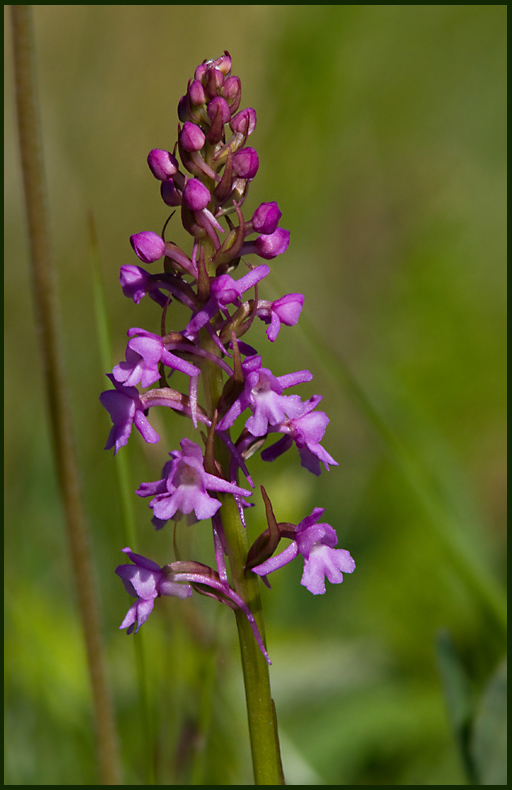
(221, 495), (285, 785)
(200, 341), (284, 785)
(11, 6), (120, 784)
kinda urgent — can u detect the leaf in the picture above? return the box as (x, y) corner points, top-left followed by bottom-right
(470, 656), (507, 785)
(435, 629), (476, 783)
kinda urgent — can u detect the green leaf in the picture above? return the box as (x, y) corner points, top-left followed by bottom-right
(470, 657), (507, 785)
(435, 629), (476, 783)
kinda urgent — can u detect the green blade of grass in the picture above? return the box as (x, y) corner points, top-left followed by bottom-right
(88, 210), (155, 784)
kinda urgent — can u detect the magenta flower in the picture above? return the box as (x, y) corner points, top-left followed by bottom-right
(119, 265), (170, 308)
(184, 265), (270, 339)
(251, 508), (355, 595)
(261, 395), (338, 475)
(100, 374), (160, 454)
(116, 548), (192, 634)
(137, 438), (252, 525)
(217, 355), (312, 437)
(240, 227), (290, 260)
(112, 328), (200, 389)
(119, 265), (153, 304)
(257, 293), (304, 342)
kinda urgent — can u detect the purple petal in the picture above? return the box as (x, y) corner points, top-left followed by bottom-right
(251, 542), (299, 576)
(159, 580), (193, 599)
(300, 545), (355, 595)
(277, 370), (313, 389)
(260, 434), (294, 463)
(202, 473), (251, 498)
(120, 547), (162, 571)
(133, 409), (160, 444)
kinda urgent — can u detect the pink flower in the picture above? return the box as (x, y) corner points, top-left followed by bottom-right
(137, 439), (252, 525)
(251, 508), (355, 595)
(116, 548), (192, 634)
(113, 328), (200, 389)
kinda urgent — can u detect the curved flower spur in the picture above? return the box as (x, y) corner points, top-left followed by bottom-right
(100, 51), (355, 782)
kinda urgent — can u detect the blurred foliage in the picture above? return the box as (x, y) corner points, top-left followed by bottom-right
(5, 5), (506, 785)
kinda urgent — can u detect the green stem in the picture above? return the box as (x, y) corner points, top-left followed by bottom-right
(221, 495), (284, 785)
(11, 7), (121, 784)
(199, 339), (284, 785)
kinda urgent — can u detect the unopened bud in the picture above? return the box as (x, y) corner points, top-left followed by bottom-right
(212, 50), (232, 76)
(147, 149), (179, 181)
(194, 60), (210, 82)
(222, 76), (242, 114)
(177, 95), (190, 123)
(207, 96), (231, 126)
(204, 67), (224, 99)
(232, 147), (259, 180)
(254, 228), (290, 259)
(230, 107), (257, 136)
(130, 231), (166, 263)
(160, 178), (182, 206)
(188, 79), (206, 106)
(180, 122), (206, 152)
(252, 202), (282, 234)
(183, 178), (211, 211)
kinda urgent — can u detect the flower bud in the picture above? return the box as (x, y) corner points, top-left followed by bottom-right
(240, 227), (291, 261)
(180, 122), (205, 152)
(230, 108), (257, 136)
(207, 96), (231, 126)
(160, 178), (182, 206)
(254, 228), (290, 259)
(204, 67), (224, 99)
(232, 147), (259, 180)
(252, 202), (282, 234)
(194, 60), (210, 82)
(177, 95), (190, 123)
(130, 232), (166, 263)
(147, 149), (179, 181)
(212, 50), (232, 76)
(222, 76), (242, 114)
(188, 78), (206, 106)
(183, 178), (211, 211)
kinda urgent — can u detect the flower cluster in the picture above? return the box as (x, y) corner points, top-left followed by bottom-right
(101, 53), (354, 661)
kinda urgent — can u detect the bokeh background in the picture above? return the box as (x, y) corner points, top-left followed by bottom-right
(5, 5), (506, 785)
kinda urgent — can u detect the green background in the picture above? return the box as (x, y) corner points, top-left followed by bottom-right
(5, 5), (506, 785)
